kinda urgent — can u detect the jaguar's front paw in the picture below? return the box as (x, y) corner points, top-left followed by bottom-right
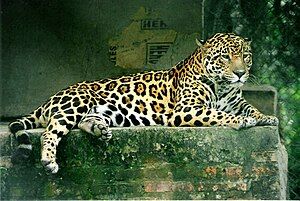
(232, 117), (257, 130)
(259, 115), (279, 126)
(243, 117), (257, 127)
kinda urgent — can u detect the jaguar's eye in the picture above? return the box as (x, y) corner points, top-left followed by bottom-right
(221, 54), (230, 61)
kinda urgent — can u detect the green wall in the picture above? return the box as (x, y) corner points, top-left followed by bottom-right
(1, 0), (202, 118)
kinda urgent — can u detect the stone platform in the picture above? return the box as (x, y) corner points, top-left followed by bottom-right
(0, 125), (287, 200)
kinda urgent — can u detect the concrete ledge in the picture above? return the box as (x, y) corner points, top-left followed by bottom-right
(0, 124), (287, 200)
(241, 85), (278, 115)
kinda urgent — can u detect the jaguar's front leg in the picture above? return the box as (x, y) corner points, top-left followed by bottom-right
(235, 98), (279, 126)
(168, 105), (256, 129)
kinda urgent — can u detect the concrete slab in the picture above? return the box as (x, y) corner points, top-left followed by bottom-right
(0, 124), (287, 200)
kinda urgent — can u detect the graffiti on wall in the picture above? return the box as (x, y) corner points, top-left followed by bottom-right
(108, 7), (177, 69)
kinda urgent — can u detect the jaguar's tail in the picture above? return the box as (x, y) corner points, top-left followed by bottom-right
(8, 106), (45, 163)
(9, 106), (44, 145)
(9, 106), (44, 134)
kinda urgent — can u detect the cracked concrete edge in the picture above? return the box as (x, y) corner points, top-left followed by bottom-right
(277, 140), (288, 199)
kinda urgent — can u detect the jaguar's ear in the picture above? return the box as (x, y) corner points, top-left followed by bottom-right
(244, 37), (252, 45)
(196, 38), (205, 47)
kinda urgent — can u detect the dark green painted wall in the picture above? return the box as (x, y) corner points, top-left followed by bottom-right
(1, 0), (202, 118)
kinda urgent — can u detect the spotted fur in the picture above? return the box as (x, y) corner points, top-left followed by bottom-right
(9, 33), (278, 173)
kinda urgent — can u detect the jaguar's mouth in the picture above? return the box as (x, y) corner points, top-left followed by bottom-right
(225, 74), (248, 85)
(224, 75), (246, 84)
(230, 80), (245, 87)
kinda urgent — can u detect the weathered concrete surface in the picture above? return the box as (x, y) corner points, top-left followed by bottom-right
(242, 85), (278, 116)
(0, 125), (287, 200)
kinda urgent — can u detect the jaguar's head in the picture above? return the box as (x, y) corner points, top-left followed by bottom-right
(199, 33), (252, 86)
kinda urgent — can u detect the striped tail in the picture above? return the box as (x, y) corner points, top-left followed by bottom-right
(9, 106), (43, 135)
(8, 106), (44, 163)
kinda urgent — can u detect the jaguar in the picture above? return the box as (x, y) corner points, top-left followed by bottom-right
(9, 33), (279, 173)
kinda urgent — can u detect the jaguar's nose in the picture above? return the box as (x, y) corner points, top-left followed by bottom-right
(234, 70), (246, 78)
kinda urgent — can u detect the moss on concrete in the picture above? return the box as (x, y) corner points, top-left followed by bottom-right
(0, 125), (287, 199)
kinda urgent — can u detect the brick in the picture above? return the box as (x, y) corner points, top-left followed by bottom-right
(197, 180), (250, 192)
(223, 166), (243, 178)
(144, 181), (195, 193)
(252, 166), (270, 176)
(204, 166), (217, 176)
(251, 151), (277, 163)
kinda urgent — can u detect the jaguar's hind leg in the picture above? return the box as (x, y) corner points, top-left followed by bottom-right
(41, 131), (61, 173)
(41, 113), (76, 173)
